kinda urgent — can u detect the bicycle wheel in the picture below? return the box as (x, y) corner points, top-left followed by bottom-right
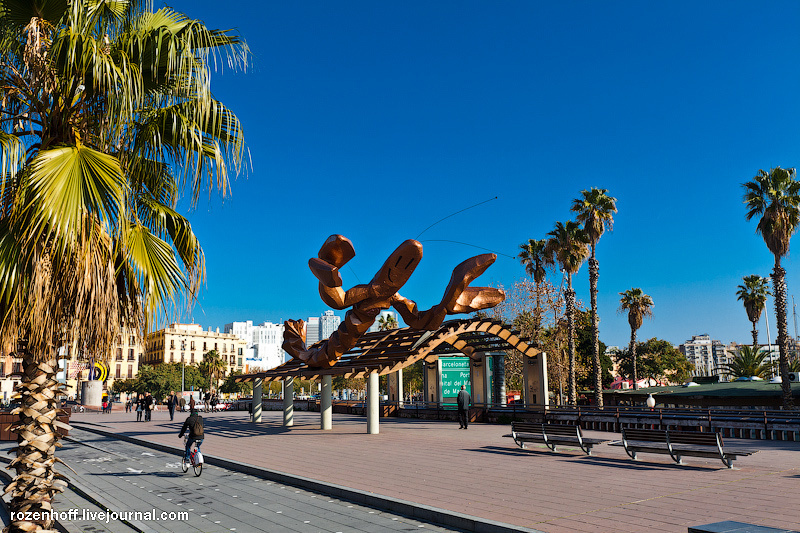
(193, 461), (202, 476)
(181, 456), (188, 473)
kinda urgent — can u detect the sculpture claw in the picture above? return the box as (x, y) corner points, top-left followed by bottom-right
(441, 254), (505, 313)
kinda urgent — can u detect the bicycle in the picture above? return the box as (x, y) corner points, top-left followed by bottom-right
(182, 437), (203, 476)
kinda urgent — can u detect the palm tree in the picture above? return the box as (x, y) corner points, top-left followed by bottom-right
(736, 275), (771, 350)
(545, 221), (589, 405)
(0, 2), (247, 529)
(743, 167), (800, 409)
(518, 238), (553, 345)
(203, 349), (226, 389)
(377, 313), (398, 331)
(571, 187), (617, 407)
(719, 345), (772, 379)
(618, 288), (653, 390)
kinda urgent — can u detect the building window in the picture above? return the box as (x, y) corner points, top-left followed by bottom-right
(170, 352), (174, 363)
(129, 335), (135, 346)
(238, 348), (243, 356)
(115, 365), (121, 379)
(128, 348), (134, 360)
(170, 339), (175, 349)
(117, 335), (122, 344)
(127, 365), (133, 378)
(190, 353), (195, 364)
(238, 357), (242, 367)
(203, 342), (207, 350)
(116, 348), (123, 361)
(12, 362), (22, 374)
(230, 356), (235, 365)
(191, 341), (195, 350)
(214, 343), (218, 351)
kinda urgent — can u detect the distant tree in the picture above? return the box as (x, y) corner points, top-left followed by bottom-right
(518, 238), (554, 345)
(402, 361), (423, 397)
(618, 288), (654, 390)
(719, 345), (772, 379)
(613, 339), (692, 385)
(220, 370), (253, 395)
(571, 188), (617, 407)
(736, 275), (771, 350)
(545, 221), (589, 405)
(378, 314), (399, 331)
(203, 350), (226, 389)
(743, 166), (800, 409)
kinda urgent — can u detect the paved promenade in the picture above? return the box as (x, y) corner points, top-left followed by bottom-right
(68, 408), (800, 532)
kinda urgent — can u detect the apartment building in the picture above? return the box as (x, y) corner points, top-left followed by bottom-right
(144, 323), (246, 375)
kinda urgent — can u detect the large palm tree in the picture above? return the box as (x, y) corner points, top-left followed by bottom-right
(743, 167), (799, 410)
(736, 275), (771, 350)
(545, 221), (589, 405)
(0, 2), (247, 530)
(517, 238), (553, 345)
(719, 345), (773, 380)
(203, 349), (226, 389)
(571, 187), (616, 407)
(618, 288), (653, 390)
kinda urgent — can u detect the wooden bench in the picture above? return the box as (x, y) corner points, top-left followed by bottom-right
(611, 428), (758, 468)
(510, 422), (609, 456)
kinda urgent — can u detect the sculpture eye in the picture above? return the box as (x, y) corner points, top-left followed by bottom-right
(395, 256), (402, 267)
(405, 258), (415, 269)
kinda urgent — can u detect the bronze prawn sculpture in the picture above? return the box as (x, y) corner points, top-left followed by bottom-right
(283, 235), (505, 368)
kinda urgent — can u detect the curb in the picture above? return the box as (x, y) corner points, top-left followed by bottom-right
(72, 422), (543, 533)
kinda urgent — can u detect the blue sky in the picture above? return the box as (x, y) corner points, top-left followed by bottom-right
(166, 0), (800, 348)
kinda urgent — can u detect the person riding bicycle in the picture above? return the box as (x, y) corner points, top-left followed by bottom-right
(178, 409), (204, 462)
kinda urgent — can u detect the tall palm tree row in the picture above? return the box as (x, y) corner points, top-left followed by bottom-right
(571, 187), (617, 407)
(736, 275), (771, 350)
(0, 1), (248, 530)
(545, 221), (589, 405)
(618, 288), (653, 390)
(517, 238), (553, 345)
(743, 167), (799, 410)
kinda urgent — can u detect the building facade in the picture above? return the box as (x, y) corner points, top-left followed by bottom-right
(144, 323), (246, 378)
(225, 320), (286, 371)
(679, 334), (731, 376)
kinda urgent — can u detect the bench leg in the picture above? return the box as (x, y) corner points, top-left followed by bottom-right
(674, 454), (683, 465)
(722, 456), (733, 469)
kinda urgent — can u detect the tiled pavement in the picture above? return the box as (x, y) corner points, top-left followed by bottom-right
(63, 408), (800, 532)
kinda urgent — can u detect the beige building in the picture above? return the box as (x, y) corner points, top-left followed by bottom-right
(144, 323), (246, 379)
(59, 326), (145, 399)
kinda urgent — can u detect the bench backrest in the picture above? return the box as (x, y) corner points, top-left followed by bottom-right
(668, 431), (722, 447)
(511, 422), (543, 434)
(623, 428), (668, 442)
(544, 424), (580, 437)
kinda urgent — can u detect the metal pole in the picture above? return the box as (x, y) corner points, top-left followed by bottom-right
(366, 372), (379, 434)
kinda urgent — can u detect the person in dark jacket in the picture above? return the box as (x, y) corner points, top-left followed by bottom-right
(144, 392), (153, 421)
(167, 390), (178, 421)
(457, 385), (471, 429)
(179, 410), (204, 461)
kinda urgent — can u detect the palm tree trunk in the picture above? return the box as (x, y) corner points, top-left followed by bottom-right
(630, 329), (638, 390)
(588, 248), (603, 408)
(751, 320), (758, 352)
(566, 277), (576, 406)
(771, 262), (794, 409)
(6, 353), (68, 533)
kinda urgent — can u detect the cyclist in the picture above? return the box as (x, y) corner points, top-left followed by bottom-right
(178, 409), (204, 463)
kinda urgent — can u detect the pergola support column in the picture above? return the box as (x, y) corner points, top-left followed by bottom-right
(523, 351), (549, 408)
(321, 375), (332, 430)
(387, 368), (403, 406)
(367, 372), (379, 434)
(470, 355), (488, 408)
(252, 378), (262, 423)
(283, 377), (294, 427)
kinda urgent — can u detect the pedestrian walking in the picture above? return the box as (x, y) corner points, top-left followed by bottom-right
(179, 396), (186, 413)
(168, 390), (178, 421)
(136, 394), (143, 421)
(144, 392), (153, 421)
(189, 394), (195, 412)
(457, 385), (471, 429)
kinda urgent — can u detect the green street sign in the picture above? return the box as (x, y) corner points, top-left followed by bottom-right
(441, 357), (470, 400)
